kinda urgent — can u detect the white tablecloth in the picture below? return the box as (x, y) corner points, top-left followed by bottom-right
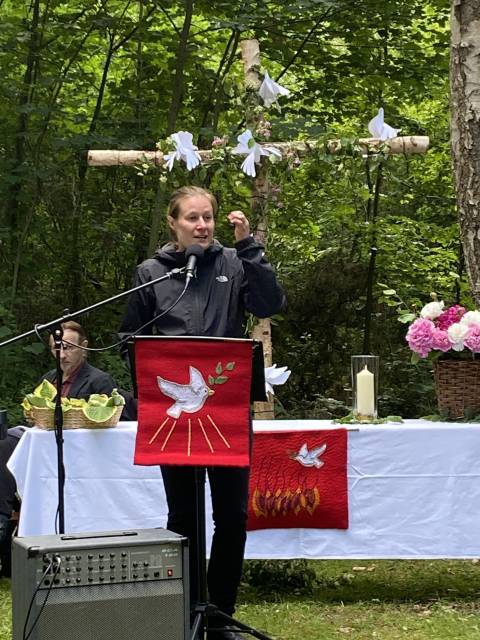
(8, 420), (480, 558)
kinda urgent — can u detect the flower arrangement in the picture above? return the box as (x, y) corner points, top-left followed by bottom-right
(406, 300), (480, 360)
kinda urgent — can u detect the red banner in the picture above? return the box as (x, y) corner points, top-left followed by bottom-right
(134, 338), (252, 466)
(247, 429), (348, 530)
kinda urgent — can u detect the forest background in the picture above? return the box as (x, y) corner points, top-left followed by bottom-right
(0, 0), (455, 423)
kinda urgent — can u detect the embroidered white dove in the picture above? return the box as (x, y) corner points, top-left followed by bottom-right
(157, 366), (214, 418)
(293, 443), (327, 469)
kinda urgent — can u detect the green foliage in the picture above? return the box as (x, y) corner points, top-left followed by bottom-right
(242, 559), (319, 596)
(0, 0), (459, 418)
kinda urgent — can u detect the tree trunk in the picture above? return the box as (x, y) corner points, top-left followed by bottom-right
(5, 0), (41, 304)
(240, 39), (275, 420)
(166, 0), (194, 135)
(450, 0), (480, 306)
(148, 0), (195, 257)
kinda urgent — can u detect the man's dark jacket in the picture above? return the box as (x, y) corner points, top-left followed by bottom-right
(42, 361), (116, 399)
(42, 361), (136, 421)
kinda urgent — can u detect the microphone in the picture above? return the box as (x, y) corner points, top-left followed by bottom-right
(185, 244), (204, 281)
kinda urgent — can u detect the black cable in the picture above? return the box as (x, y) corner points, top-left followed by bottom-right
(34, 276), (190, 355)
(23, 555), (61, 640)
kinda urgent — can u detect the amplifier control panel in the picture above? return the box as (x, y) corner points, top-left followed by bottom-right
(36, 542), (183, 589)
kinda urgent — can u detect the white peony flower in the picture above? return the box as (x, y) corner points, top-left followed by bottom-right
(368, 108), (400, 141)
(447, 322), (470, 351)
(420, 300), (444, 320)
(460, 310), (480, 326)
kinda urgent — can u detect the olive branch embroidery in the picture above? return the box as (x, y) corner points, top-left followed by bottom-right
(208, 361), (235, 386)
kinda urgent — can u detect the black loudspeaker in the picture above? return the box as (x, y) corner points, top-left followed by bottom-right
(12, 528), (189, 640)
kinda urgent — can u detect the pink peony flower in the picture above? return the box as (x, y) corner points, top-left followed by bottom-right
(437, 305), (466, 330)
(406, 301), (480, 357)
(430, 328), (452, 352)
(464, 325), (480, 353)
(406, 318), (435, 358)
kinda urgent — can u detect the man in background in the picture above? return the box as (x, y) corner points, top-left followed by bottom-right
(0, 320), (136, 577)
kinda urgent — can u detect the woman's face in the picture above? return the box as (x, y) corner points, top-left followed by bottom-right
(168, 195), (215, 251)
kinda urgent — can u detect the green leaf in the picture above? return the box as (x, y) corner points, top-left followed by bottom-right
(68, 398), (87, 408)
(82, 404), (116, 423)
(88, 394), (109, 406)
(0, 326), (12, 338)
(106, 389), (125, 407)
(398, 313), (415, 323)
(382, 289), (396, 296)
(215, 376), (228, 384)
(215, 362), (223, 375)
(410, 352), (421, 365)
(225, 361), (235, 370)
(34, 379), (57, 400)
(25, 394), (50, 408)
(23, 343), (46, 355)
(208, 375), (215, 385)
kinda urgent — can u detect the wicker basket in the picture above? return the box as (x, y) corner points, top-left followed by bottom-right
(434, 360), (480, 418)
(25, 405), (123, 430)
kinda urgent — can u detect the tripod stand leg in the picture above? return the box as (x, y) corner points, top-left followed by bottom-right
(186, 469), (274, 639)
(204, 604), (274, 640)
(190, 608), (205, 640)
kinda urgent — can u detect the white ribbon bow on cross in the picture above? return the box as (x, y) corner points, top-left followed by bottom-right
(231, 130), (282, 178)
(368, 108), (400, 141)
(264, 364), (291, 396)
(164, 131), (202, 171)
(258, 71), (290, 109)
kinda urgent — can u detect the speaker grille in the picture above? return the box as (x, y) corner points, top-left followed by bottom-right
(29, 581), (185, 640)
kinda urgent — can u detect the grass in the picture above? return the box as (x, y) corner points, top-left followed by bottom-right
(2, 560), (480, 639)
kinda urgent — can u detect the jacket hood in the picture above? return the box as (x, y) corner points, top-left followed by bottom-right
(153, 239), (224, 266)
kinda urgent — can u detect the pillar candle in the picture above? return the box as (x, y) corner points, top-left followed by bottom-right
(356, 365), (375, 416)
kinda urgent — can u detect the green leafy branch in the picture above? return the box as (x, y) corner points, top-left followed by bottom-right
(334, 411), (403, 425)
(208, 361), (235, 386)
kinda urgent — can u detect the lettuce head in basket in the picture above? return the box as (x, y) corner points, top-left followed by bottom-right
(22, 382), (124, 423)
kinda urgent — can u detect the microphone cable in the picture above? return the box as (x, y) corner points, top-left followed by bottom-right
(22, 555), (62, 640)
(33, 274), (192, 355)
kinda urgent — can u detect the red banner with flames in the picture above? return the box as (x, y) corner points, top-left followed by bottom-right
(134, 337), (252, 467)
(247, 429), (348, 530)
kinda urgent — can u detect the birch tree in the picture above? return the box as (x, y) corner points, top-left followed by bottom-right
(451, 0), (480, 305)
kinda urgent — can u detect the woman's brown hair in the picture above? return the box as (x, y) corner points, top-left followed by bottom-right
(167, 186), (218, 220)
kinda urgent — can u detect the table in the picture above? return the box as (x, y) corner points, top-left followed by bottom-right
(8, 420), (480, 558)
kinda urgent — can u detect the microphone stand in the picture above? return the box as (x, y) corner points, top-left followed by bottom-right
(52, 325), (65, 533)
(0, 265), (185, 534)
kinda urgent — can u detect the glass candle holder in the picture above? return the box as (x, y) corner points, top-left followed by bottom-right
(351, 355), (379, 421)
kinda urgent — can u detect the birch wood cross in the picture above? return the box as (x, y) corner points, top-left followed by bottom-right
(88, 39), (429, 419)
